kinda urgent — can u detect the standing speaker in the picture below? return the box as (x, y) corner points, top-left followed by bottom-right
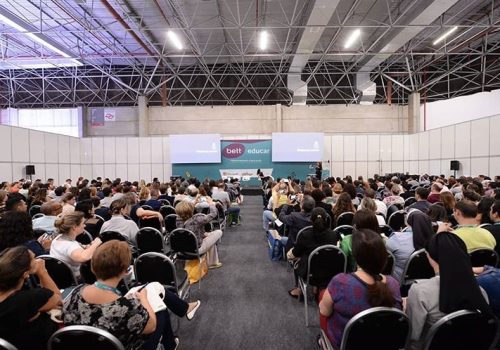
(26, 165), (35, 175)
(450, 160), (459, 171)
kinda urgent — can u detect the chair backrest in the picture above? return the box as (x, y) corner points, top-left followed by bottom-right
(306, 245), (346, 287)
(0, 338), (18, 350)
(469, 248), (499, 268)
(75, 230), (93, 245)
(386, 204), (400, 219)
(158, 199), (172, 206)
(29, 205), (41, 217)
(138, 216), (162, 231)
(140, 205), (154, 211)
(334, 225), (354, 240)
(336, 212), (354, 227)
(136, 227), (164, 254)
(164, 214), (178, 233)
(479, 223), (492, 229)
(388, 210), (406, 232)
(84, 217), (105, 238)
(340, 307), (410, 350)
(32, 213), (45, 220)
(401, 248), (435, 285)
(79, 261), (97, 284)
(379, 225), (393, 237)
(94, 207), (111, 221)
(99, 231), (127, 243)
(134, 252), (178, 292)
(169, 228), (200, 259)
(194, 205), (210, 214)
(296, 225), (313, 243)
(382, 250), (395, 275)
(159, 205), (176, 218)
(48, 325), (125, 350)
(38, 255), (78, 289)
(404, 197), (417, 208)
(423, 310), (499, 350)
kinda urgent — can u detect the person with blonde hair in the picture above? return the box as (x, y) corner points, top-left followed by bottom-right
(175, 201), (223, 268)
(50, 211), (102, 278)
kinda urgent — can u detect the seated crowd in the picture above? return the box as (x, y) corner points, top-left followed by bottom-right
(0, 176), (242, 349)
(261, 173), (500, 348)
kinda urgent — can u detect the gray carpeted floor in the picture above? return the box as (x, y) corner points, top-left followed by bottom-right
(177, 195), (319, 349)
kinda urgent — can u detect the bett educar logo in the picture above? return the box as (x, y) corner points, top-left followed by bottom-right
(223, 143), (269, 159)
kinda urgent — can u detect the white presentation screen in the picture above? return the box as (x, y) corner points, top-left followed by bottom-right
(272, 133), (324, 162)
(170, 134), (221, 164)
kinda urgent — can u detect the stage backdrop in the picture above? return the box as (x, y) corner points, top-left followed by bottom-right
(172, 140), (325, 187)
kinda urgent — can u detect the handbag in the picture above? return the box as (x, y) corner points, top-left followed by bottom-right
(184, 255), (208, 284)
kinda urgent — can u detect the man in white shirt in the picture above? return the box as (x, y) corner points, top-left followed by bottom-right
(33, 201), (63, 232)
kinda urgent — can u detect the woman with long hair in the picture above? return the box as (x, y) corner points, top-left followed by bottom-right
(332, 192), (355, 226)
(286, 207), (339, 299)
(386, 209), (434, 282)
(320, 229), (402, 348)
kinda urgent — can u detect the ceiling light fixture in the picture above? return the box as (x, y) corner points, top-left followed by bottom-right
(344, 29), (361, 49)
(433, 26), (458, 46)
(259, 31), (269, 50)
(167, 31), (183, 50)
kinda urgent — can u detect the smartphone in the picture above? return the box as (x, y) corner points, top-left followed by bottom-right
(290, 195), (297, 201)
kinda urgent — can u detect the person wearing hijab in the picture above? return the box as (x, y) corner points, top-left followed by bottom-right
(406, 232), (491, 349)
(386, 209), (434, 282)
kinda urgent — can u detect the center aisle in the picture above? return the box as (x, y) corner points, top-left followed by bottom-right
(178, 195), (318, 349)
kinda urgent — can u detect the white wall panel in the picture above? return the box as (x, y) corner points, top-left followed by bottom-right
(81, 165), (92, 180)
(103, 138), (116, 163)
(368, 162), (380, 178)
(104, 164), (116, 180)
(58, 136), (70, 163)
(0, 163), (12, 181)
(379, 135), (391, 161)
(490, 157), (500, 177)
(489, 116), (500, 156)
(164, 163), (172, 180)
(409, 159), (419, 174)
(392, 161), (404, 174)
(139, 164), (152, 182)
(29, 130), (45, 163)
(429, 129), (441, 159)
(381, 160), (392, 174)
(151, 164), (165, 182)
(418, 160), (429, 174)
(80, 138), (92, 164)
(471, 157), (489, 176)
(331, 136), (344, 162)
(32, 163), (45, 181)
(344, 136), (356, 161)
(356, 162), (368, 180)
(162, 137), (170, 164)
(70, 164), (81, 181)
(70, 137), (80, 164)
(45, 164), (59, 184)
(115, 138), (127, 163)
(441, 160), (453, 177)
(323, 136), (332, 165)
(91, 164), (103, 179)
(429, 160), (441, 175)
(12, 163), (24, 180)
(455, 123), (471, 158)
(409, 133), (419, 160)
(404, 161), (410, 174)
(116, 164), (127, 180)
(139, 138), (152, 164)
(127, 138), (140, 164)
(441, 126), (455, 158)
(127, 164), (140, 182)
(331, 162), (343, 178)
(418, 132), (429, 160)
(355, 135), (367, 161)
(403, 135), (410, 162)
(367, 135), (380, 161)
(0, 126), (12, 162)
(151, 138), (163, 163)
(91, 138), (104, 164)
(392, 135), (404, 161)
(470, 118), (489, 157)
(456, 158), (471, 176)
(58, 164), (70, 184)
(12, 128), (29, 162)
(344, 162), (356, 177)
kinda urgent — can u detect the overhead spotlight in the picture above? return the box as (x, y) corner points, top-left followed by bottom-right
(167, 30), (183, 50)
(344, 29), (361, 49)
(433, 26), (458, 46)
(259, 31), (269, 50)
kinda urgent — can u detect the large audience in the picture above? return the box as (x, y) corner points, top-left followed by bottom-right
(0, 173), (499, 349)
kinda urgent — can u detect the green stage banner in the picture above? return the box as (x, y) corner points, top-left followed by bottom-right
(172, 140), (325, 187)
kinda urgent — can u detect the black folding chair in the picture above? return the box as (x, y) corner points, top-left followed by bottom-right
(333, 225), (354, 240)
(388, 210), (406, 232)
(99, 231), (127, 243)
(169, 228), (205, 289)
(29, 205), (41, 218)
(298, 245), (346, 326)
(38, 255), (78, 289)
(339, 307), (410, 350)
(136, 227), (164, 254)
(469, 248), (499, 268)
(159, 205), (176, 219)
(138, 216), (163, 231)
(423, 310), (499, 350)
(400, 248), (435, 297)
(404, 197), (417, 208)
(48, 325), (125, 350)
(382, 250), (396, 275)
(164, 214), (178, 234)
(0, 338), (18, 350)
(336, 212), (354, 227)
(75, 230), (93, 245)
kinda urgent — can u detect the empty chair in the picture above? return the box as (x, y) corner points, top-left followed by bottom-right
(401, 248), (435, 296)
(159, 205), (176, 219)
(336, 212), (354, 227)
(48, 325), (125, 350)
(134, 252), (189, 298)
(388, 210), (406, 232)
(382, 250), (396, 275)
(423, 310), (499, 350)
(404, 197), (417, 208)
(136, 227), (164, 254)
(164, 214), (178, 234)
(469, 248), (499, 267)
(75, 230), (93, 245)
(298, 245), (346, 326)
(28, 205), (41, 218)
(99, 231), (127, 243)
(386, 204), (400, 220)
(338, 307), (410, 350)
(37, 255), (78, 289)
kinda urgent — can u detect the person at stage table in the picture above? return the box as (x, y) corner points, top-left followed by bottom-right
(315, 162), (322, 180)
